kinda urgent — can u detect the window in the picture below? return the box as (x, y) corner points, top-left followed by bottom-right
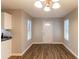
(64, 19), (69, 41)
(27, 20), (32, 40)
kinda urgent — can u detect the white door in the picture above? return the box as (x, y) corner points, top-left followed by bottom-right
(42, 22), (53, 43)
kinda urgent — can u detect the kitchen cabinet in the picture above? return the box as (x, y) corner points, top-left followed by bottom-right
(1, 12), (12, 29)
(1, 39), (12, 59)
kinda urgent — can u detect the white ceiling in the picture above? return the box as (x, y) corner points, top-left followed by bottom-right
(1, 0), (78, 18)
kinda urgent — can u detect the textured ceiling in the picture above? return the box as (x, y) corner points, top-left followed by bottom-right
(1, 0), (78, 18)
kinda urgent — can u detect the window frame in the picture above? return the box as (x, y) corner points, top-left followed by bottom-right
(64, 18), (69, 41)
(27, 20), (32, 40)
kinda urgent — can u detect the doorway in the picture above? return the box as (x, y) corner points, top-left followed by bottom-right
(42, 21), (53, 43)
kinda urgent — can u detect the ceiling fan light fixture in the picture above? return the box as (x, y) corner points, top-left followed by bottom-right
(34, 0), (61, 11)
(52, 2), (60, 9)
(34, 1), (43, 8)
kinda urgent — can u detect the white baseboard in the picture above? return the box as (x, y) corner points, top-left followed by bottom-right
(12, 53), (22, 56)
(12, 43), (32, 56)
(21, 43), (32, 55)
(32, 42), (63, 44)
(11, 42), (77, 58)
(63, 43), (78, 58)
(11, 42), (63, 56)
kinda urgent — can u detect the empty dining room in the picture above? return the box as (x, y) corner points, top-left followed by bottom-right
(1, 0), (78, 59)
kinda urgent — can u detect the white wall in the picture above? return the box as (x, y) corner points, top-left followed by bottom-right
(20, 11), (32, 53)
(5, 10), (32, 55)
(64, 8), (78, 56)
(32, 18), (64, 43)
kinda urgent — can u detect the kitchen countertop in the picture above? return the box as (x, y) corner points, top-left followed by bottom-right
(1, 37), (12, 42)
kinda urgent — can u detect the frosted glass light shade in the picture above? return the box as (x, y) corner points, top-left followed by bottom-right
(44, 6), (51, 12)
(34, 1), (43, 8)
(52, 3), (60, 9)
(52, 0), (59, 2)
(40, 0), (45, 1)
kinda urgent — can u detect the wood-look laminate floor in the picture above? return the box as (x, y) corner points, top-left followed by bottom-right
(10, 44), (77, 59)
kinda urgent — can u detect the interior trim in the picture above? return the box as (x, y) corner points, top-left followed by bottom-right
(11, 43), (32, 56)
(32, 42), (63, 44)
(11, 42), (77, 58)
(62, 43), (78, 58)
